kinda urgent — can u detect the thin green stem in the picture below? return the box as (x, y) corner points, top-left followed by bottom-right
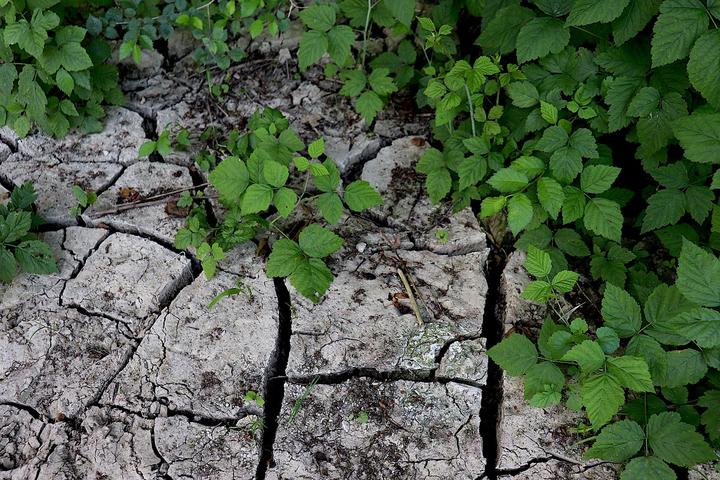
(360, 0), (373, 69)
(464, 84), (477, 137)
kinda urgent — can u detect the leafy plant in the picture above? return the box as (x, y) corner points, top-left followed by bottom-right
(0, 182), (57, 283)
(69, 185), (97, 216)
(171, 107), (382, 302)
(0, 0), (123, 137)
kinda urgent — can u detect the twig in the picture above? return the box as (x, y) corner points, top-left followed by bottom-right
(397, 268), (423, 326)
(88, 183), (210, 217)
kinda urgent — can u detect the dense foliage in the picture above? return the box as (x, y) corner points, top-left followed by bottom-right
(3, 0), (720, 476)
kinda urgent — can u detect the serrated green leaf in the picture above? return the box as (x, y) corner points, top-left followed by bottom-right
(566, 0), (630, 26)
(290, 257), (334, 302)
(368, 68), (397, 96)
(344, 180), (383, 212)
(554, 228), (590, 257)
(627, 87), (661, 117)
(307, 138), (325, 159)
(487, 333), (538, 376)
(425, 168), (452, 204)
(606, 76), (644, 132)
(647, 412), (715, 466)
(316, 192), (344, 224)
(580, 165), (621, 194)
(327, 25), (354, 65)
(480, 196), (506, 218)
(607, 356), (654, 392)
(458, 155), (487, 190)
(552, 270), (578, 293)
(241, 184), (273, 214)
(507, 193), (533, 235)
(476, 5), (535, 55)
(673, 113), (720, 164)
(684, 186), (713, 223)
(562, 340), (606, 372)
(266, 239), (305, 277)
(263, 160), (289, 188)
(274, 187), (297, 218)
(340, 70), (367, 96)
(641, 189), (686, 233)
(597, 327), (620, 354)
(0, 211), (32, 243)
(677, 238), (720, 307)
(585, 420), (644, 462)
(698, 390), (720, 441)
(522, 280), (554, 303)
(355, 90), (384, 123)
(488, 168), (529, 193)
(535, 125), (569, 151)
(537, 177), (564, 219)
(298, 4), (336, 31)
(516, 17), (570, 63)
(549, 147), (583, 183)
(651, 0), (708, 68)
(584, 198), (623, 242)
(602, 283), (642, 338)
(14, 240), (57, 274)
(667, 308), (720, 348)
(209, 157), (249, 207)
(612, 0), (662, 45)
(0, 247), (17, 283)
(506, 81), (539, 108)
(688, 30), (720, 109)
(298, 224), (344, 258)
(620, 456), (675, 480)
(525, 245), (552, 277)
(582, 373), (625, 429)
(562, 186), (586, 224)
(298, 30), (328, 70)
(656, 349), (707, 387)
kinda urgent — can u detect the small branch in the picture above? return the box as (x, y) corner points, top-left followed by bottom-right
(397, 268), (423, 326)
(88, 183), (209, 218)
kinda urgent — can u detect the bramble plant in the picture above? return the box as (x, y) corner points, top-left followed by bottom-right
(0, 183), (57, 283)
(169, 108), (383, 302)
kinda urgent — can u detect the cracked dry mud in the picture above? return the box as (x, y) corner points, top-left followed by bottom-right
(0, 35), (669, 480)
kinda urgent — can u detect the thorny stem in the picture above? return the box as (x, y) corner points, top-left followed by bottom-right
(464, 84), (477, 137)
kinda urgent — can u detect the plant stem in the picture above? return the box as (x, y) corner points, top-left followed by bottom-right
(464, 83), (477, 137)
(360, 0), (373, 69)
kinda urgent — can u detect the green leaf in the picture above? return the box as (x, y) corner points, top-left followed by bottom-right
(476, 5), (535, 55)
(677, 238), (720, 307)
(487, 333), (538, 376)
(566, 0), (630, 26)
(688, 30), (720, 109)
(516, 17), (570, 63)
(458, 155), (487, 190)
(584, 198), (623, 242)
(549, 147), (583, 183)
(263, 160), (289, 188)
(620, 456), (676, 480)
(684, 186), (713, 223)
(607, 356), (654, 392)
(585, 420), (645, 462)
(606, 76), (644, 132)
(562, 186), (586, 224)
(569, 128), (598, 158)
(540, 101), (558, 125)
(274, 187), (297, 218)
(647, 412), (716, 466)
(698, 390), (720, 441)
(667, 307), (720, 348)
(307, 138), (325, 159)
(298, 30), (328, 70)
(368, 68), (397, 96)
(316, 192), (344, 224)
(480, 196), (506, 218)
(355, 90), (384, 123)
(627, 87), (661, 117)
(506, 81), (540, 108)
(535, 125), (568, 152)
(298, 224), (343, 258)
(313, 159), (341, 192)
(562, 340), (606, 372)
(537, 177), (564, 219)
(266, 239), (305, 277)
(581, 165), (620, 194)
(327, 25), (355, 65)
(298, 4), (336, 31)
(488, 168), (529, 193)
(0, 211), (32, 243)
(507, 193), (533, 235)
(641, 188), (686, 234)
(241, 184), (274, 214)
(425, 168), (452, 204)
(522, 280), (554, 303)
(582, 373), (625, 429)
(626, 335), (668, 385)
(602, 283), (642, 338)
(14, 240), (57, 274)
(552, 270), (578, 293)
(56, 42), (93, 72)
(673, 113), (720, 163)
(651, 0), (709, 68)
(290, 257), (334, 302)
(524, 361), (565, 399)
(340, 70), (367, 96)
(384, 0), (415, 26)
(554, 228), (590, 257)
(55, 68), (74, 95)
(0, 247), (17, 283)
(209, 157), (249, 207)
(612, 0), (662, 45)
(597, 327), (620, 354)
(344, 180), (383, 212)
(525, 245), (552, 277)
(656, 349), (707, 388)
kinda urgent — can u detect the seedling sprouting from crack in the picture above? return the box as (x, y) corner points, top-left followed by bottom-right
(288, 376), (319, 424)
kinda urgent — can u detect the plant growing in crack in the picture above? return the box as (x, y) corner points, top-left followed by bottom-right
(69, 185), (97, 217)
(0, 182), (57, 283)
(169, 107), (383, 302)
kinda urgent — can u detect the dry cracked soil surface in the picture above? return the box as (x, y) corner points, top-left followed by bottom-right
(0, 30), (628, 480)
